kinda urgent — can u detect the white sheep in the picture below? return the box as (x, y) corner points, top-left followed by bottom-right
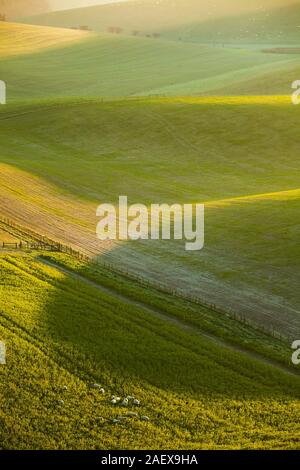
(111, 395), (121, 402)
(57, 400), (64, 405)
(133, 399), (140, 406)
(121, 398), (129, 406)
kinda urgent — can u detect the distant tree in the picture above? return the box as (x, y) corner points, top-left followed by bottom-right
(108, 26), (123, 34)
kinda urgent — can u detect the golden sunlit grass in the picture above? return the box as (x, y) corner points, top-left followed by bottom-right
(0, 1), (300, 450)
(206, 188), (300, 208)
(0, 252), (299, 450)
(0, 22), (91, 58)
(0, 96), (299, 338)
(139, 96), (293, 106)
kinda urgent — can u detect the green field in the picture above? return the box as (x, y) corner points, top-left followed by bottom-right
(20, 0), (298, 45)
(0, 8), (299, 450)
(0, 251), (299, 449)
(165, 3), (300, 45)
(1, 23), (297, 101)
(0, 96), (299, 337)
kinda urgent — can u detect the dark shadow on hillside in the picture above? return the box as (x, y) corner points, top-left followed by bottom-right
(39, 250), (300, 402)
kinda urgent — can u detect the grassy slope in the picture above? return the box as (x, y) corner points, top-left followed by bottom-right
(0, 252), (299, 450)
(39, 251), (296, 367)
(0, 12), (298, 452)
(0, 23), (296, 101)
(20, 0), (296, 37)
(165, 3), (300, 45)
(140, 60), (300, 97)
(0, 219), (293, 366)
(208, 61), (300, 96)
(0, 22), (89, 59)
(0, 97), (299, 336)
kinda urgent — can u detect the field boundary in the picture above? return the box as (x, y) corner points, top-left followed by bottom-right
(2, 241), (60, 251)
(0, 214), (290, 343)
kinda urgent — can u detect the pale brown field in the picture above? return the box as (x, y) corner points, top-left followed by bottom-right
(0, 22), (91, 59)
(0, 227), (20, 244)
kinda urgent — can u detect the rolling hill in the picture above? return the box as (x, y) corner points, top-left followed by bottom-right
(0, 96), (299, 338)
(0, 22), (299, 338)
(165, 2), (300, 45)
(19, 0), (299, 45)
(0, 21), (90, 59)
(209, 61), (300, 96)
(0, 250), (299, 449)
(0, 22), (298, 101)
(0, 4), (299, 451)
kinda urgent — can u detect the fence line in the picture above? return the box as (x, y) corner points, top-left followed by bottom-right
(0, 215), (289, 343)
(2, 241), (60, 251)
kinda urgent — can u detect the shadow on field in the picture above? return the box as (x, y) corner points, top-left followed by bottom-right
(40, 252), (300, 401)
(1, 100), (300, 339)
